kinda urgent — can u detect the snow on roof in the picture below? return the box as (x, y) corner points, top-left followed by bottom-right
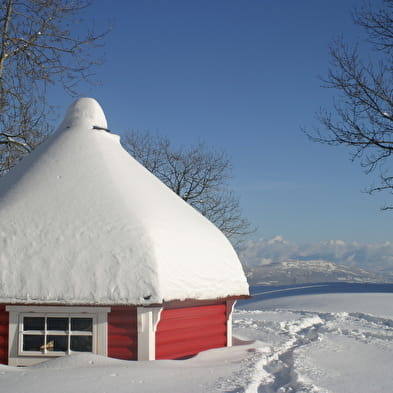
(0, 98), (249, 305)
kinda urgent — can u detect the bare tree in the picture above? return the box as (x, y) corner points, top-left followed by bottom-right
(122, 130), (254, 245)
(0, 0), (108, 175)
(308, 0), (393, 208)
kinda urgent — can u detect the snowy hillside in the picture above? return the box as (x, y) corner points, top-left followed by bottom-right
(245, 259), (391, 285)
(1, 290), (392, 393)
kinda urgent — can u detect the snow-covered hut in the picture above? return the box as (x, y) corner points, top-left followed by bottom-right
(0, 98), (249, 366)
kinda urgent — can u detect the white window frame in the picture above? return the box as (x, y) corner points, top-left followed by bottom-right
(6, 306), (110, 366)
(18, 312), (97, 356)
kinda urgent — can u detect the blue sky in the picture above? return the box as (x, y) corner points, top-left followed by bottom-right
(52, 0), (391, 245)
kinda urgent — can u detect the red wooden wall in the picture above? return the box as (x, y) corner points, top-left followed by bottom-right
(0, 303), (230, 363)
(0, 305), (8, 365)
(107, 306), (137, 360)
(155, 302), (227, 360)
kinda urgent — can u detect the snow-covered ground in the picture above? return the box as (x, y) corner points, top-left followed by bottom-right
(1, 291), (392, 393)
(234, 292), (393, 393)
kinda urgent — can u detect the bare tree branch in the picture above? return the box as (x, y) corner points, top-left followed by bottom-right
(306, 0), (393, 208)
(0, 0), (109, 175)
(122, 130), (255, 246)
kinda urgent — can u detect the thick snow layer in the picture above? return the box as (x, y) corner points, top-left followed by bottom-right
(0, 291), (392, 393)
(0, 346), (257, 393)
(0, 98), (248, 305)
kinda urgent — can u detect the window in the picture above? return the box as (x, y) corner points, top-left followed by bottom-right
(6, 306), (110, 366)
(20, 314), (94, 355)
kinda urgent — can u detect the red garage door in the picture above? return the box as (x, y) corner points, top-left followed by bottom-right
(156, 302), (227, 360)
(108, 306), (137, 360)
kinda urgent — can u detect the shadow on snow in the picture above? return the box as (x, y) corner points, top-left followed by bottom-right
(238, 282), (393, 307)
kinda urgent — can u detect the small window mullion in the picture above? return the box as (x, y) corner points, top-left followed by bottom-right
(43, 315), (48, 355)
(67, 316), (71, 354)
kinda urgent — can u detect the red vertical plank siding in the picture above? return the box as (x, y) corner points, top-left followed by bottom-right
(155, 302), (227, 360)
(107, 306), (137, 360)
(0, 305), (8, 365)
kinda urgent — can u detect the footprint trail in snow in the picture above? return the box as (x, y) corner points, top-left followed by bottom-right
(233, 294), (393, 393)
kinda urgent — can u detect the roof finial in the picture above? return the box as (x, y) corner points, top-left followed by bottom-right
(60, 98), (107, 130)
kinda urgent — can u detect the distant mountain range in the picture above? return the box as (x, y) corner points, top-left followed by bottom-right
(245, 259), (393, 286)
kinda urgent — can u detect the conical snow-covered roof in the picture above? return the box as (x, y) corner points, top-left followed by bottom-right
(0, 98), (249, 305)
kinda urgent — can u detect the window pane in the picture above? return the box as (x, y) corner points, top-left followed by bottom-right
(23, 317), (44, 331)
(71, 318), (92, 332)
(70, 336), (92, 352)
(47, 335), (68, 352)
(23, 335), (44, 351)
(47, 317), (68, 331)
